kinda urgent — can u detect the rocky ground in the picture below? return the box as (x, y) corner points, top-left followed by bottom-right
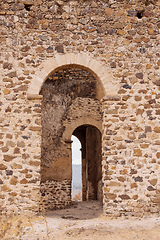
(1, 201), (160, 240)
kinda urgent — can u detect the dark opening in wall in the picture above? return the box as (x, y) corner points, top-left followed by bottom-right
(24, 4), (32, 11)
(137, 11), (143, 19)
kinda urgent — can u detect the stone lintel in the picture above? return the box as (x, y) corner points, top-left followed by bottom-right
(27, 94), (43, 100)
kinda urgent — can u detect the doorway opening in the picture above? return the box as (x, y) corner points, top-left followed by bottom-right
(40, 65), (103, 210)
(71, 135), (82, 201)
(72, 125), (102, 202)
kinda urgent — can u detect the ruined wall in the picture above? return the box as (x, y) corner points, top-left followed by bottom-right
(0, 0), (159, 215)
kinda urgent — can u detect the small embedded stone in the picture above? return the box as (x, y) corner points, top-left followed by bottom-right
(148, 99), (156, 104)
(155, 110), (160, 115)
(1, 147), (9, 153)
(114, 23), (123, 29)
(4, 155), (15, 162)
(122, 84), (131, 89)
(118, 176), (125, 182)
(20, 169), (28, 174)
(10, 177), (18, 185)
(26, 173), (32, 178)
(9, 192), (17, 196)
(6, 141), (15, 147)
(21, 45), (30, 52)
(140, 48), (146, 53)
(86, 45), (94, 52)
(134, 176), (143, 182)
(29, 126), (41, 131)
(130, 169), (137, 174)
(132, 195), (138, 200)
(108, 181), (121, 187)
(131, 183), (137, 188)
(12, 163), (22, 169)
(136, 109), (144, 115)
(55, 44), (64, 53)
(3, 89), (11, 95)
(134, 126), (143, 132)
(122, 95), (130, 101)
(117, 30), (126, 35)
(147, 186), (155, 191)
(156, 152), (160, 158)
(17, 141), (25, 148)
(46, 46), (53, 53)
(0, 179), (3, 184)
(140, 143), (149, 148)
(134, 95), (141, 101)
(148, 179), (157, 186)
(146, 64), (151, 69)
(22, 154), (29, 159)
(22, 135), (30, 140)
(6, 134), (12, 139)
(153, 80), (160, 86)
(14, 147), (20, 154)
(3, 62), (12, 70)
(20, 179), (28, 184)
(145, 126), (152, 133)
(1, 185), (11, 192)
(0, 133), (4, 139)
(29, 160), (40, 166)
(7, 71), (16, 78)
(113, 136), (123, 141)
(154, 127), (160, 133)
(122, 39), (130, 46)
(128, 132), (136, 140)
(119, 194), (130, 200)
(128, 10), (136, 17)
(148, 29), (158, 35)
(13, 85), (28, 92)
(105, 193), (117, 200)
(12, 3), (24, 11)
(135, 72), (143, 79)
(133, 149), (142, 157)
(117, 144), (126, 149)
(36, 46), (45, 53)
(0, 164), (7, 170)
(5, 106), (11, 112)
(120, 169), (128, 175)
(24, 70), (29, 75)
(105, 8), (114, 16)
(6, 170), (13, 175)
(110, 62), (116, 68)
(152, 194), (160, 203)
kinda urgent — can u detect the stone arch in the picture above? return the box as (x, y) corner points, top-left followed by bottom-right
(63, 118), (102, 142)
(27, 53), (117, 100)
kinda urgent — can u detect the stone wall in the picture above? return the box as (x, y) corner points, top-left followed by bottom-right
(0, 0), (160, 216)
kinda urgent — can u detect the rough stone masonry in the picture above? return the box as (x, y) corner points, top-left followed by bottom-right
(0, 0), (160, 217)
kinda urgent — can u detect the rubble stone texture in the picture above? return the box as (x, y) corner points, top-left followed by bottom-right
(0, 0), (160, 216)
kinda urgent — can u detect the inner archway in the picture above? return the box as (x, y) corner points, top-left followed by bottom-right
(73, 125), (102, 202)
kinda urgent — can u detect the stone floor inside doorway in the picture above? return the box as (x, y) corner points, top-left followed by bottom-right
(1, 201), (160, 239)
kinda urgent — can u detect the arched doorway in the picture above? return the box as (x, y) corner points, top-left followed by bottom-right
(72, 125), (102, 202)
(39, 64), (103, 210)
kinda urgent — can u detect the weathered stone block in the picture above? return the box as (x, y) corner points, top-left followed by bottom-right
(133, 149), (142, 157)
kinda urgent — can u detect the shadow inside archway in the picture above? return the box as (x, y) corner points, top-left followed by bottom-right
(45, 200), (103, 220)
